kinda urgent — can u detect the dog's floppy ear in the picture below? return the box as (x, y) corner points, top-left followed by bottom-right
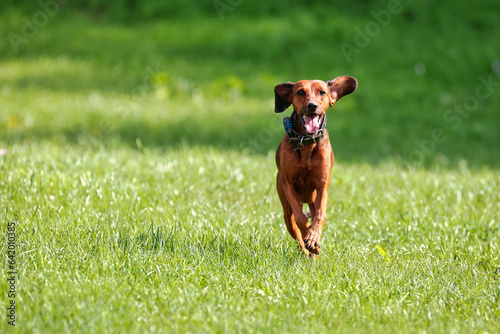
(327, 76), (358, 106)
(274, 82), (294, 113)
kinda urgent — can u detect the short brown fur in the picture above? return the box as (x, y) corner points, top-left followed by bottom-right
(274, 76), (358, 257)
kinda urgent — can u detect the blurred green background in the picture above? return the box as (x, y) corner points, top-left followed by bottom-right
(1, 0), (499, 167)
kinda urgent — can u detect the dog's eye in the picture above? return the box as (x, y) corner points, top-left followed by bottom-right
(319, 90), (326, 96)
(297, 90), (306, 96)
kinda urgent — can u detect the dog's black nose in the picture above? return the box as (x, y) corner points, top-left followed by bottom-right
(307, 102), (317, 111)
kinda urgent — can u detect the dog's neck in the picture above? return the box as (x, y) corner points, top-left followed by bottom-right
(283, 111), (327, 150)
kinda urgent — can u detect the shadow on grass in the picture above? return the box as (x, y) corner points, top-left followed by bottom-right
(6, 105), (500, 169)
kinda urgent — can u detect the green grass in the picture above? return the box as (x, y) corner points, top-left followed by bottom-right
(2, 144), (499, 333)
(1, 1), (500, 333)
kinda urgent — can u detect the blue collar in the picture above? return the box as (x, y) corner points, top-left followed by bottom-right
(283, 111), (326, 149)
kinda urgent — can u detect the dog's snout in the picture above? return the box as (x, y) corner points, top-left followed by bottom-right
(306, 102), (318, 111)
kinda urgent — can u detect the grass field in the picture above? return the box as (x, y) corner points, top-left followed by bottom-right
(1, 1), (500, 333)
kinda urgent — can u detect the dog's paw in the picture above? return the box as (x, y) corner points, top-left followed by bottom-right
(303, 228), (321, 255)
(309, 252), (320, 260)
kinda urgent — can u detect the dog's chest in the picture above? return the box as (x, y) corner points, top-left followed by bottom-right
(289, 148), (332, 195)
(292, 170), (319, 203)
(291, 162), (323, 193)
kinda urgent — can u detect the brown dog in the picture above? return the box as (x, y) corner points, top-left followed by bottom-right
(274, 76), (358, 257)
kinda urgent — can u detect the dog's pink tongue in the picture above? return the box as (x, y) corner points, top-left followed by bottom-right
(304, 115), (319, 133)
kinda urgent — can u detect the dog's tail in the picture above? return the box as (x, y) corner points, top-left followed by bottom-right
(304, 211), (311, 219)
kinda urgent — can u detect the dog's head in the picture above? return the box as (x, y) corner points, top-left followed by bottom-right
(274, 76), (358, 135)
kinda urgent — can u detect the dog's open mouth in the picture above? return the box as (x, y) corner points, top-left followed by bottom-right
(301, 114), (322, 134)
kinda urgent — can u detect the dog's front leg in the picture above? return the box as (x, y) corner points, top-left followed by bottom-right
(282, 182), (310, 246)
(303, 187), (329, 254)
